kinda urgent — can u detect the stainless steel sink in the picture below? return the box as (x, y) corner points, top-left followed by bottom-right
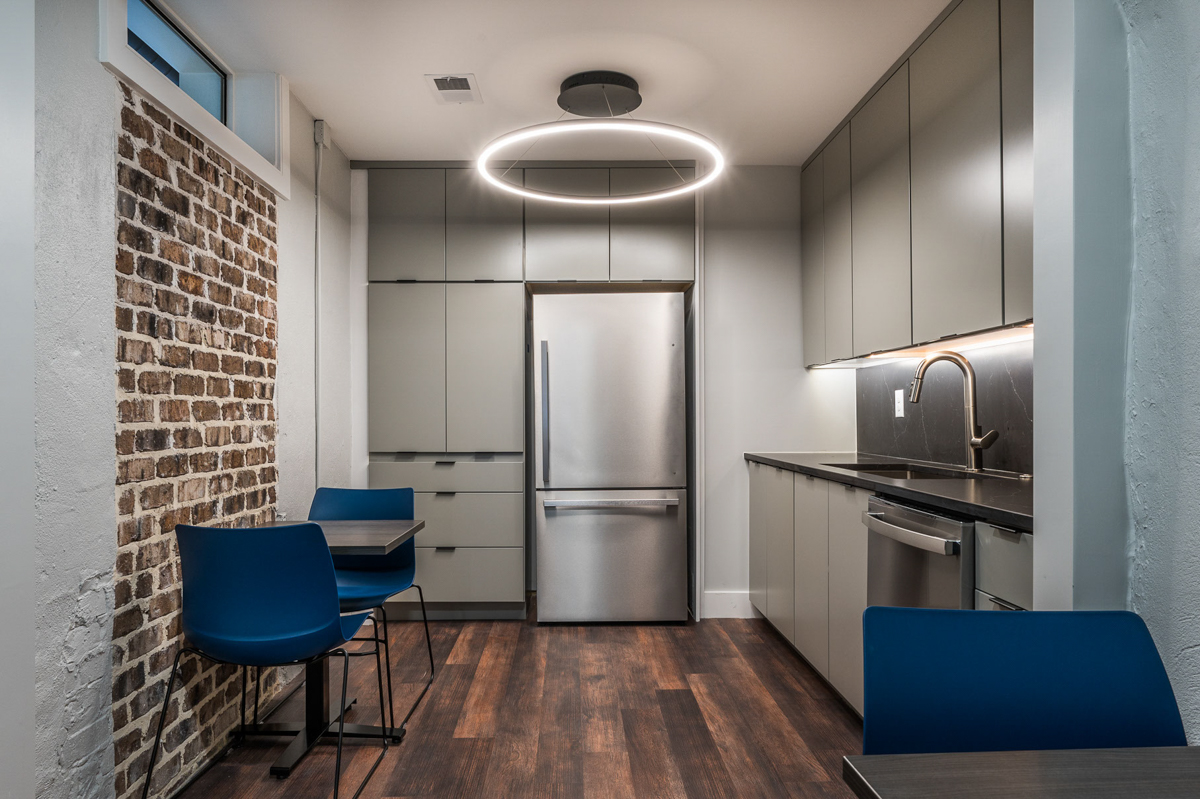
(821, 462), (992, 480)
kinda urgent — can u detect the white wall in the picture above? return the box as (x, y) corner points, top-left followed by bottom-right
(275, 97), (364, 520)
(1032, 0), (1133, 611)
(1121, 0), (1200, 741)
(2, 0), (37, 795)
(701, 166), (856, 618)
(33, 0), (120, 796)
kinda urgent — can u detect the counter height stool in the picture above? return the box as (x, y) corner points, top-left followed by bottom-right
(309, 487), (435, 742)
(141, 523), (389, 799)
(862, 607), (1186, 756)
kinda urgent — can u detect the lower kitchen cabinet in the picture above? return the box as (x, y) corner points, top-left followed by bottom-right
(748, 461), (795, 641)
(748, 462), (769, 614)
(794, 474), (830, 678)
(765, 468), (796, 643)
(828, 482), (871, 715)
(414, 547), (524, 603)
(747, 464), (870, 714)
(413, 492), (524, 548)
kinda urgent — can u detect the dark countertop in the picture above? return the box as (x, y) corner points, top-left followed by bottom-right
(744, 451), (1033, 531)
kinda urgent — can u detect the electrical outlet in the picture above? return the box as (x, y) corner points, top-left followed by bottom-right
(894, 389), (905, 418)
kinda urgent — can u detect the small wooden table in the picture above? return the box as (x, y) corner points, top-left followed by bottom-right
(843, 747), (1200, 799)
(247, 519), (424, 777)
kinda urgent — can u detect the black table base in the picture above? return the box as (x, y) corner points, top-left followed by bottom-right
(244, 654), (403, 778)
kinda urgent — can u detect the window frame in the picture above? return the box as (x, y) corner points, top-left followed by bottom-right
(126, 0), (228, 123)
(100, 0), (291, 198)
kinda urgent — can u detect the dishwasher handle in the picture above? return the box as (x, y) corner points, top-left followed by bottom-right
(863, 511), (960, 556)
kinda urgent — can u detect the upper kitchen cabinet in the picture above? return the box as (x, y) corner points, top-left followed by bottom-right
(446, 168), (525, 282)
(446, 283), (525, 452)
(368, 283), (447, 452)
(525, 168), (609, 281)
(851, 64), (912, 355)
(823, 126), (854, 361)
(801, 158), (826, 367)
(1001, 0), (1034, 323)
(368, 169), (446, 281)
(610, 168), (696, 281)
(910, 0), (1003, 342)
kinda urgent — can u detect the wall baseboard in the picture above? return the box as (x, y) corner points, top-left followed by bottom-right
(701, 589), (759, 619)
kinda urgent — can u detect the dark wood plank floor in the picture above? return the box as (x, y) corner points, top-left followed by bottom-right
(178, 598), (862, 798)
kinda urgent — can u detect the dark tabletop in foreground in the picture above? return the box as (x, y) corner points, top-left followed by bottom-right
(744, 452), (1032, 530)
(843, 747), (1200, 799)
(260, 519), (424, 555)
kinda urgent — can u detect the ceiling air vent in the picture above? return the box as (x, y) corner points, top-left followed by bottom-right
(425, 73), (482, 105)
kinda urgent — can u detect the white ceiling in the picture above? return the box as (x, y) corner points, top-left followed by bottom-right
(172, 0), (947, 165)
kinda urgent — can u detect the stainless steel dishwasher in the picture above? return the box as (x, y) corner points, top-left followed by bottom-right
(864, 496), (974, 610)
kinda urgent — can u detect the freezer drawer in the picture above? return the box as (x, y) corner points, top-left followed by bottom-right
(536, 489), (687, 622)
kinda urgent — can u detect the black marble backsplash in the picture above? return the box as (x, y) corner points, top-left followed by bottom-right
(856, 340), (1033, 474)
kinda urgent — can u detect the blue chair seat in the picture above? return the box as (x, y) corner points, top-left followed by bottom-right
(186, 611), (370, 667)
(336, 565), (415, 613)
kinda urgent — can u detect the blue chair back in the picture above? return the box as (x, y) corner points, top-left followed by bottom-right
(309, 487), (415, 573)
(862, 607), (1186, 755)
(175, 523), (346, 666)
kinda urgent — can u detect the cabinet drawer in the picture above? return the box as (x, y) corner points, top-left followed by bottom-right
(975, 522), (1032, 610)
(414, 492), (523, 548)
(370, 458), (523, 492)
(414, 547), (524, 603)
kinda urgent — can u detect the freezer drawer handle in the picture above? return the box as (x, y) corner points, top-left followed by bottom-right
(540, 340), (550, 485)
(543, 498), (680, 509)
(863, 511), (960, 556)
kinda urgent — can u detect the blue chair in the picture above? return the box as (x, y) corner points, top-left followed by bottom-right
(140, 523), (388, 799)
(862, 607), (1186, 755)
(308, 487), (434, 741)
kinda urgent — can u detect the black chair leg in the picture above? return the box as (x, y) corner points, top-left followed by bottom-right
(239, 666), (248, 741)
(332, 649), (350, 799)
(253, 666), (261, 725)
(416, 585), (434, 679)
(376, 606), (397, 737)
(140, 647), (190, 799)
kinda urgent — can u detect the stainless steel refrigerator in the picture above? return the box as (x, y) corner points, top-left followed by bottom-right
(533, 292), (688, 622)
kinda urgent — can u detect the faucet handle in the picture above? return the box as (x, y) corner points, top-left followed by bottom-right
(972, 429), (999, 450)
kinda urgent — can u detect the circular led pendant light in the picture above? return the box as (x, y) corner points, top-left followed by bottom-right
(477, 71), (724, 205)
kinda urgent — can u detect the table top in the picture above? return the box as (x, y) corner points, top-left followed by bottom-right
(843, 747), (1200, 799)
(262, 519), (424, 556)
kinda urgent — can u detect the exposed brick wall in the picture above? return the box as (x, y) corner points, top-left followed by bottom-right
(110, 83), (284, 799)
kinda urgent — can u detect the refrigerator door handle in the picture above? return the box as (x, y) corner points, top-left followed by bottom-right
(543, 498), (681, 509)
(540, 340), (550, 485)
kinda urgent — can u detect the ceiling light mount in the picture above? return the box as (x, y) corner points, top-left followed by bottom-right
(557, 71), (642, 117)
(477, 69), (724, 205)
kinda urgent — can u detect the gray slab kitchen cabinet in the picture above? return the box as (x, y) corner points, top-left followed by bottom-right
(748, 461), (769, 615)
(823, 126), (854, 362)
(446, 283), (525, 452)
(801, 158), (826, 367)
(367, 283), (447, 452)
(445, 168), (525, 282)
(609, 167), (696, 282)
(851, 63), (912, 355)
(748, 462), (796, 642)
(765, 466), (796, 643)
(794, 474), (830, 678)
(828, 482), (870, 715)
(910, 0), (1003, 342)
(1001, 0), (1034, 323)
(368, 169), (446, 281)
(524, 168), (610, 281)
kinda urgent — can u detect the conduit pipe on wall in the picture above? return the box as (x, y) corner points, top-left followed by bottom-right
(314, 120), (331, 487)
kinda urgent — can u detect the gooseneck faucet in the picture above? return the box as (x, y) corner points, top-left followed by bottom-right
(908, 351), (998, 472)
